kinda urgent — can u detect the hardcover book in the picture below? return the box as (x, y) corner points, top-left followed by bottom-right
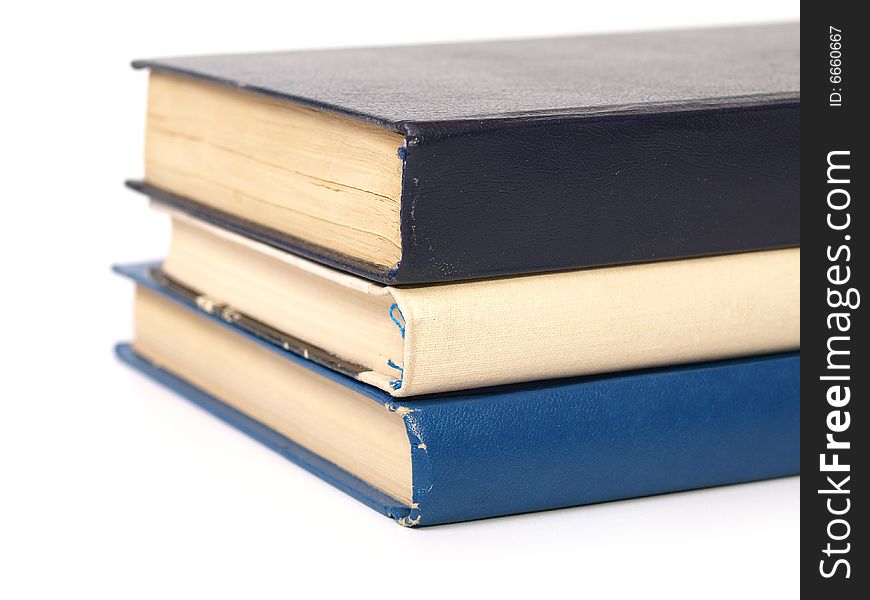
(115, 265), (800, 526)
(130, 22), (799, 284)
(121, 214), (800, 396)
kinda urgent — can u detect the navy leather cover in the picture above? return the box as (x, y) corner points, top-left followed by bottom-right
(132, 23), (800, 284)
(116, 263), (800, 526)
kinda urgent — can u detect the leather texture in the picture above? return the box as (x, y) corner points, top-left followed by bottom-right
(133, 24), (798, 128)
(399, 103), (799, 282)
(115, 264), (800, 526)
(132, 23), (800, 284)
(407, 353), (799, 525)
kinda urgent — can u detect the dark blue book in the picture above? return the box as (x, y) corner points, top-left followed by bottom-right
(129, 22), (799, 284)
(116, 262), (799, 526)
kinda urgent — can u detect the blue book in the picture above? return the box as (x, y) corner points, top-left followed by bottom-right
(116, 263), (799, 526)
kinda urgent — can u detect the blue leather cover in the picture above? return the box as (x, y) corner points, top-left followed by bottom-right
(116, 265), (800, 526)
(131, 23), (800, 284)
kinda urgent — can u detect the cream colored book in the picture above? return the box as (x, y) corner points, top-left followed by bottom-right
(155, 207), (800, 397)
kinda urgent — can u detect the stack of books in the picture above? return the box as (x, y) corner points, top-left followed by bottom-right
(116, 23), (800, 526)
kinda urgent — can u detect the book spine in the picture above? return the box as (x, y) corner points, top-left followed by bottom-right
(395, 103), (800, 284)
(401, 354), (800, 526)
(391, 248), (799, 396)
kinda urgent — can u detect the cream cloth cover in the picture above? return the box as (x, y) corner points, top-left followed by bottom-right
(389, 249), (799, 395)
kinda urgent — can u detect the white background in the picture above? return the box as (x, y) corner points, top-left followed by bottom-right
(1, 2), (800, 598)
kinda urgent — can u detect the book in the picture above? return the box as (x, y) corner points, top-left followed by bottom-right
(115, 274), (799, 526)
(129, 22), (800, 284)
(121, 212), (800, 396)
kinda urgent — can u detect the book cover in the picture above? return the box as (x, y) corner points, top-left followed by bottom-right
(116, 270), (800, 526)
(129, 22), (800, 284)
